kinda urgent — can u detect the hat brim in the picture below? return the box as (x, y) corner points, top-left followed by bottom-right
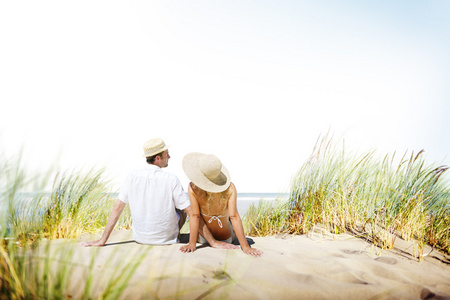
(182, 153), (231, 193)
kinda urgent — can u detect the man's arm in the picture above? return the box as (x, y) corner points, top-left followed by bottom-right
(81, 199), (126, 247)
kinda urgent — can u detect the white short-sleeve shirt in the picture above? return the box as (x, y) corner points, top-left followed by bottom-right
(118, 164), (190, 244)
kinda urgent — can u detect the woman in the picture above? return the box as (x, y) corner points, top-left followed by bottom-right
(179, 153), (262, 257)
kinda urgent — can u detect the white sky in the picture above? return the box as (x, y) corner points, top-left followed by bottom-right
(1, 1), (449, 193)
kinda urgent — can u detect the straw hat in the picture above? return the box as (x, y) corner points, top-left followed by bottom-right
(143, 138), (169, 157)
(182, 153), (231, 193)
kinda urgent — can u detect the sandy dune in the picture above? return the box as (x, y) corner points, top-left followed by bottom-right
(46, 229), (450, 299)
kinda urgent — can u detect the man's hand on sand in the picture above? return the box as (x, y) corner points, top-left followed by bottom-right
(80, 240), (105, 247)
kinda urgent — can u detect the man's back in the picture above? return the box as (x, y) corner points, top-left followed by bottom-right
(119, 164), (189, 244)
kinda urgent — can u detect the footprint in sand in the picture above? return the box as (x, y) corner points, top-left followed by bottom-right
(374, 257), (397, 265)
(420, 288), (436, 300)
(340, 249), (363, 255)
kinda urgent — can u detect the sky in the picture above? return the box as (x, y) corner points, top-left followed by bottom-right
(1, 1), (449, 193)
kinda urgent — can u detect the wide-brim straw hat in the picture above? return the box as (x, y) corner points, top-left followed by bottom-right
(143, 138), (169, 157)
(182, 153), (231, 193)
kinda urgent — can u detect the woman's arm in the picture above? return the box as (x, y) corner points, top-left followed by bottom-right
(180, 184), (200, 252)
(228, 183), (263, 257)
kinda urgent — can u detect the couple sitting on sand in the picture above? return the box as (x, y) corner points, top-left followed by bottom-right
(82, 138), (262, 257)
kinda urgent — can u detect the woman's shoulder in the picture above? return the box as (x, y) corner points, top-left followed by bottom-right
(188, 182), (204, 198)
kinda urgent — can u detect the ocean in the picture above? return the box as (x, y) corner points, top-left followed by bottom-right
(236, 193), (289, 217)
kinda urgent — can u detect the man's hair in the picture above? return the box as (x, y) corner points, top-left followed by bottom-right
(146, 152), (163, 164)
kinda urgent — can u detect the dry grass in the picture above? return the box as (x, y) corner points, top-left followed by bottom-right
(245, 135), (450, 261)
(0, 151), (135, 299)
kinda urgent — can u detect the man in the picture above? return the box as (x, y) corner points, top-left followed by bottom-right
(82, 138), (239, 249)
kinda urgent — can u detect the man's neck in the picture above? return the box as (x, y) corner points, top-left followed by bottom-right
(149, 163), (162, 168)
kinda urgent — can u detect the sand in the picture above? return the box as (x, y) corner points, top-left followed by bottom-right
(44, 228), (450, 299)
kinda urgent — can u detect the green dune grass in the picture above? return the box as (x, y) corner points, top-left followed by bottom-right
(245, 136), (450, 261)
(1, 151), (135, 299)
(1, 136), (449, 298)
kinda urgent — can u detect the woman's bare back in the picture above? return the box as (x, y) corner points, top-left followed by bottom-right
(191, 183), (233, 241)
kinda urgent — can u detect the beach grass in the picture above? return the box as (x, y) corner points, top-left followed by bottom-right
(2, 164), (132, 245)
(1, 235), (145, 299)
(2, 136), (449, 298)
(244, 199), (288, 236)
(0, 151), (135, 299)
(245, 135), (450, 261)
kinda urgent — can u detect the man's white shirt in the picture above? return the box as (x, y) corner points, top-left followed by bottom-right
(118, 164), (190, 244)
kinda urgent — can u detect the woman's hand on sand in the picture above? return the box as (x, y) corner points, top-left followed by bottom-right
(80, 240), (105, 247)
(179, 244), (197, 253)
(211, 241), (240, 250)
(242, 247), (263, 257)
